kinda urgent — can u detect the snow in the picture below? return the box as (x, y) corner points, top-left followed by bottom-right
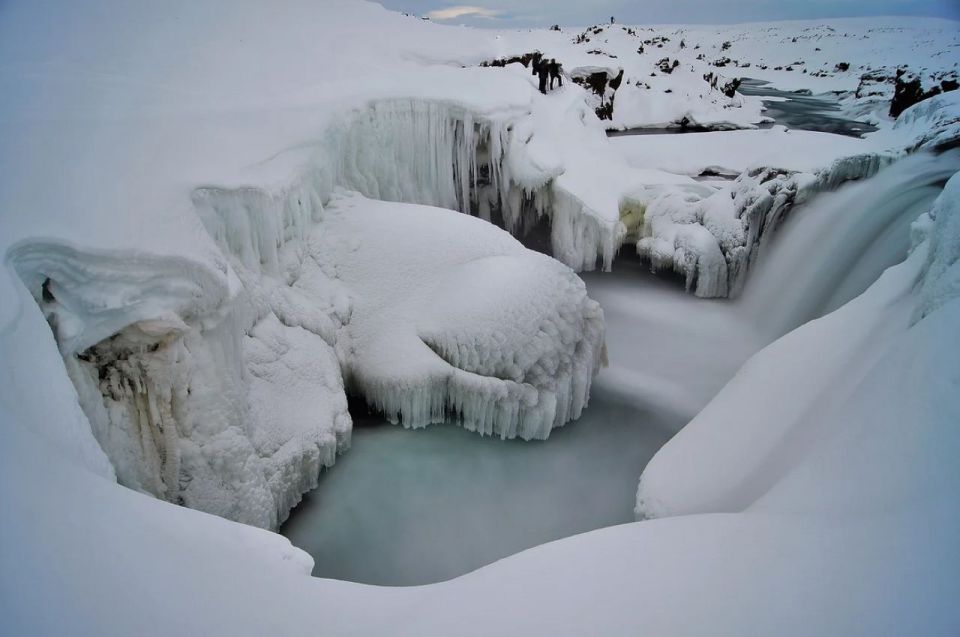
(613, 125), (869, 176)
(320, 192), (605, 440)
(1, 1), (959, 634)
(637, 171), (960, 520)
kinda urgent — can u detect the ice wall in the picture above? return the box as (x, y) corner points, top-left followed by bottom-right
(632, 153), (890, 297)
(324, 98), (623, 274)
(10, 178), (353, 530)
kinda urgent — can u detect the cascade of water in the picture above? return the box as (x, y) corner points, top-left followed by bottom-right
(740, 150), (960, 341)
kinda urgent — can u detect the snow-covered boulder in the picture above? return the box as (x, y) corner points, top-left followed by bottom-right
(320, 192), (606, 440)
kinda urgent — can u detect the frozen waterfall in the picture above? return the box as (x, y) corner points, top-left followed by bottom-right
(741, 150), (960, 340)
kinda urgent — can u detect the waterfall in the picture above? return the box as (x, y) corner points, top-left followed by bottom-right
(740, 150), (960, 341)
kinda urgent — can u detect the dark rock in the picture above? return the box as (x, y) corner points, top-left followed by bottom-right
(721, 77), (742, 98)
(609, 69), (624, 91)
(480, 51), (541, 68)
(890, 72), (925, 118)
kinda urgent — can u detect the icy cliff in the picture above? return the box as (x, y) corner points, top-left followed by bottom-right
(629, 152), (887, 297)
(11, 222), (352, 530)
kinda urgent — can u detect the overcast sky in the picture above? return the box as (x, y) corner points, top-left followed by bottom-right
(376, 0), (960, 27)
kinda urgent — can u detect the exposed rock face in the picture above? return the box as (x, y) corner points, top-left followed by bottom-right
(855, 69), (895, 99)
(571, 69), (624, 120)
(657, 57), (680, 74)
(890, 69), (959, 118)
(891, 71), (926, 118)
(702, 72), (741, 98)
(721, 77), (741, 98)
(480, 51), (541, 69)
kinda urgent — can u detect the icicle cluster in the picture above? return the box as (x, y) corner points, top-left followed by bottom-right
(633, 153), (892, 298)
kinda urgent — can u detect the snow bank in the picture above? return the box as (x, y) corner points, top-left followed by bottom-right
(320, 192), (605, 440)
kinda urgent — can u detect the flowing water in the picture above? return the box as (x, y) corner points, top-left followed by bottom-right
(608, 78), (876, 138)
(742, 150), (960, 340)
(737, 78), (878, 138)
(282, 150), (958, 587)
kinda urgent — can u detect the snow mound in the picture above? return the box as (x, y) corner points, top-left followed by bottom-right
(320, 192), (606, 440)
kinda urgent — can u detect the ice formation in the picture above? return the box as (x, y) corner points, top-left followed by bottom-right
(629, 152), (889, 297)
(320, 192), (606, 440)
(11, 212), (352, 530)
(5, 92), (616, 526)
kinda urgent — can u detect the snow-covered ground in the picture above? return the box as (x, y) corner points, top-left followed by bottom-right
(1, 0), (959, 634)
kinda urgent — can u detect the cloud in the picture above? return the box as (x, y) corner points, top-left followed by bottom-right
(426, 5), (503, 20)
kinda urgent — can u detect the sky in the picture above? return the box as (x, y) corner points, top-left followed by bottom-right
(376, 0), (960, 27)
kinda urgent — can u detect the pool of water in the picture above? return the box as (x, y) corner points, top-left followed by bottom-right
(282, 387), (675, 586)
(281, 255), (757, 586)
